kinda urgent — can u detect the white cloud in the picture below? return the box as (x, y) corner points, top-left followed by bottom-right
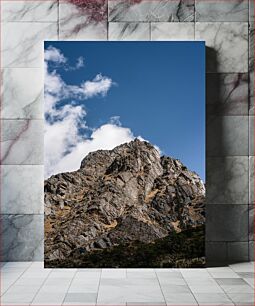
(76, 56), (85, 69)
(50, 124), (135, 176)
(82, 74), (114, 98)
(44, 46), (160, 178)
(44, 46), (133, 178)
(44, 46), (67, 64)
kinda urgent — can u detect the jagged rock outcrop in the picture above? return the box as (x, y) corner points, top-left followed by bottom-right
(44, 139), (205, 266)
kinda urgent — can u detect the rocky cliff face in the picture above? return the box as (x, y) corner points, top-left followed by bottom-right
(44, 139), (205, 267)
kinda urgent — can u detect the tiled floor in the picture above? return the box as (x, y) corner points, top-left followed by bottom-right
(0, 262), (254, 305)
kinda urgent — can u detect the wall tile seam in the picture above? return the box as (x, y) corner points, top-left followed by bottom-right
(0, 214), (44, 216)
(1, 21), (58, 24)
(0, 118), (43, 121)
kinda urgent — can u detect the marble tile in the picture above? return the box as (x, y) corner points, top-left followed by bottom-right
(249, 25), (254, 114)
(31, 291), (66, 305)
(64, 293), (97, 303)
(1, 0), (58, 22)
(206, 156), (248, 205)
(1, 119), (44, 165)
(1, 22), (58, 68)
(249, 157), (254, 205)
(101, 269), (126, 279)
(196, 0), (248, 22)
(249, 70), (254, 114)
(230, 262), (254, 272)
(249, 204), (254, 240)
(207, 267), (240, 279)
(227, 292), (254, 305)
(108, 0), (195, 22)
(250, 0), (254, 22)
(206, 73), (248, 116)
(205, 242), (228, 267)
(249, 116), (254, 155)
(1, 68), (43, 119)
(207, 116), (248, 156)
(163, 293), (198, 305)
(0, 215), (43, 261)
(206, 205), (249, 241)
(192, 292), (234, 305)
(151, 22), (194, 40)
(1, 165), (43, 214)
(249, 241), (254, 261)
(59, 1), (107, 40)
(196, 22), (248, 73)
(109, 22), (150, 40)
(227, 242), (249, 263)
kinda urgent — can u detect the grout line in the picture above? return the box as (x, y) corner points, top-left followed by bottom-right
(95, 268), (102, 305)
(1, 261), (33, 296)
(178, 269), (199, 305)
(29, 266), (54, 305)
(207, 266), (247, 305)
(154, 269), (167, 306)
(61, 268), (78, 305)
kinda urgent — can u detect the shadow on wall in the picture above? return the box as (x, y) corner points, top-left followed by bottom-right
(205, 47), (240, 267)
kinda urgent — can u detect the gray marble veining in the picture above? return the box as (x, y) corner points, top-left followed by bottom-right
(1, 165), (43, 214)
(206, 205), (248, 241)
(108, 0), (195, 22)
(1, 68), (43, 119)
(249, 116), (254, 155)
(206, 73), (248, 116)
(249, 156), (254, 205)
(109, 22), (150, 40)
(196, 0), (248, 22)
(248, 204), (254, 241)
(196, 22), (248, 73)
(1, 22), (58, 68)
(0, 119), (44, 165)
(249, 26), (254, 114)
(250, 0), (254, 22)
(249, 241), (254, 261)
(207, 156), (249, 204)
(0, 214), (44, 261)
(207, 116), (248, 156)
(1, 0), (58, 22)
(151, 22), (194, 40)
(59, 1), (107, 40)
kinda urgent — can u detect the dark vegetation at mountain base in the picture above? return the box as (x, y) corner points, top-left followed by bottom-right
(45, 225), (205, 268)
(44, 139), (205, 268)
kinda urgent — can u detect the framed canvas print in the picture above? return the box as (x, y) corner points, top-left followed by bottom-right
(44, 41), (205, 268)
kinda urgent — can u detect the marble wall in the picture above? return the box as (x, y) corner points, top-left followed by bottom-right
(0, 0), (253, 265)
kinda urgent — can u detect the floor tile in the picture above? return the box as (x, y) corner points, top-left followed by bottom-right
(237, 272), (254, 278)
(215, 278), (248, 285)
(227, 292), (254, 305)
(101, 268), (126, 279)
(31, 291), (66, 305)
(180, 268), (212, 278)
(230, 262), (254, 272)
(193, 292), (234, 305)
(207, 267), (240, 278)
(68, 278), (99, 293)
(64, 292), (97, 303)
(160, 284), (192, 294)
(163, 293), (198, 305)
(220, 284), (253, 293)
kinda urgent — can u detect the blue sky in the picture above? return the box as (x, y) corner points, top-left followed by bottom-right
(44, 41), (205, 180)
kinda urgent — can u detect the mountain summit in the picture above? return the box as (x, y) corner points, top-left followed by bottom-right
(44, 139), (205, 267)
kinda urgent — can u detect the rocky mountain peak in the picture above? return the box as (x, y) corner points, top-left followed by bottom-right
(44, 139), (205, 267)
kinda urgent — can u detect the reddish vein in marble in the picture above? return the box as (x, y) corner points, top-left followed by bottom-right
(1, 120), (30, 163)
(67, 0), (107, 23)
